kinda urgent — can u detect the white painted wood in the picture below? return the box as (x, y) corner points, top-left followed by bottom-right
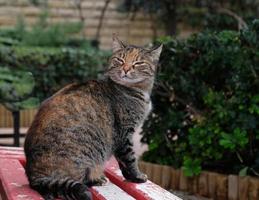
(112, 168), (182, 200)
(93, 181), (135, 200)
(136, 181), (182, 200)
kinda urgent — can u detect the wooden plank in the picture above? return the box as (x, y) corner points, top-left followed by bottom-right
(198, 172), (209, 197)
(0, 158), (43, 200)
(0, 158), (136, 200)
(208, 172), (217, 199)
(179, 170), (188, 191)
(0, 148), (181, 200)
(104, 158), (182, 200)
(152, 164), (162, 185)
(0, 147), (23, 152)
(228, 175), (238, 200)
(216, 174), (228, 199)
(161, 165), (172, 189)
(170, 168), (180, 190)
(238, 176), (249, 200)
(92, 182), (135, 200)
(248, 177), (259, 200)
(189, 176), (198, 194)
(0, 147), (25, 165)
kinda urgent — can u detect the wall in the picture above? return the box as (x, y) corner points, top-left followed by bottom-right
(0, 105), (37, 127)
(0, 0), (163, 49)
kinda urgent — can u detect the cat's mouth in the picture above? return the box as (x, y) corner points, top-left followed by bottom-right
(121, 76), (143, 83)
(112, 73), (145, 84)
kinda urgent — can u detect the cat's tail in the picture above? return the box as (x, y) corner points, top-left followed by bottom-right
(29, 176), (92, 200)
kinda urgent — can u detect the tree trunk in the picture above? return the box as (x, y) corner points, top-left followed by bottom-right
(164, 0), (177, 36)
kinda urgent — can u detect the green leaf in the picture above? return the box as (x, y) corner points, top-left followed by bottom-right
(183, 157), (202, 177)
(239, 167), (248, 176)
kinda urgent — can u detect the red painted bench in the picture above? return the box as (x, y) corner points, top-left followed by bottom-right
(0, 147), (181, 200)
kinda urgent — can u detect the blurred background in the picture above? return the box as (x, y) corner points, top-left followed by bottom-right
(0, 0), (258, 199)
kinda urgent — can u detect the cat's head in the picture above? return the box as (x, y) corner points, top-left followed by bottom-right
(106, 35), (162, 91)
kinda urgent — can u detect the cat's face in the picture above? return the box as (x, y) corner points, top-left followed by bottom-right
(107, 35), (162, 88)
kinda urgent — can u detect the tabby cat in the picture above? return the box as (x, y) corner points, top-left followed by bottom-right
(24, 35), (163, 200)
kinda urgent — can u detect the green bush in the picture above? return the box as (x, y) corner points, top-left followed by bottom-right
(142, 20), (259, 177)
(0, 13), (110, 103)
(0, 13), (88, 48)
(0, 46), (109, 101)
(0, 67), (39, 111)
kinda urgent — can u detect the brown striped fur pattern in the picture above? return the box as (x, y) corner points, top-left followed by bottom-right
(24, 36), (162, 200)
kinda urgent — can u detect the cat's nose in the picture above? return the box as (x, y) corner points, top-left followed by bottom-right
(122, 65), (131, 74)
(123, 68), (130, 74)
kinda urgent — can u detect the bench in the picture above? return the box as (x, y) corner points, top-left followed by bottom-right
(0, 147), (181, 200)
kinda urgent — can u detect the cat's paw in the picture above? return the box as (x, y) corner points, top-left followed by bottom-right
(86, 176), (109, 187)
(96, 176), (109, 186)
(124, 172), (148, 183)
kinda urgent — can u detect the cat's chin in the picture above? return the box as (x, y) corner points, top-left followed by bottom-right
(111, 75), (145, 85)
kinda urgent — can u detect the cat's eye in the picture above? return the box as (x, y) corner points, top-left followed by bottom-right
(113, 57), (124, 65)
(133, 61), (145, 68)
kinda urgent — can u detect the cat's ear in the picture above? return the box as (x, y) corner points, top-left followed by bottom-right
(149, 44), (163, 63)
(112, 34), (125, 53)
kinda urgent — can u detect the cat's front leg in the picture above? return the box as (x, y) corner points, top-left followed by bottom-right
(115, 137), (147, 183)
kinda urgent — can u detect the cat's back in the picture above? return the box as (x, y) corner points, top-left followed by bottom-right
(24, 80), (113, 151)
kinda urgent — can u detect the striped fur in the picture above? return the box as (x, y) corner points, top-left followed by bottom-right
(24, 36), (162, 200)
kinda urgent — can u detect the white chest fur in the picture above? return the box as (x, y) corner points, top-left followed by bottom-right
(143, 92), (152, 118)
(146, 101), (152, 115)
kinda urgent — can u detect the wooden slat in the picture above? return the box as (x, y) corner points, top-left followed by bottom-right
(0, 159), (135, 200)
(0, 159), (43, 200)
(0, 148), (181, 200)
(91, 182), (135, 200)
(152, 164), (162, 185)
(248, 177), (259, 200)
(208, 172), (217, 199)
(170, 168), (180, 190)
(238, 176), (249, 200)
(104, 158), (182, 200)
(179, 170), (188, 191)
(161, 165), (172, 189)
(216, 174), (228, 199)
(228, 175), (238, 200)
(198, 172), (209, 197)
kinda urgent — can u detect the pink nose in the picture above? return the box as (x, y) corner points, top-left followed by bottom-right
(123, 65), (131, 74)
(123, 68), (130, 74)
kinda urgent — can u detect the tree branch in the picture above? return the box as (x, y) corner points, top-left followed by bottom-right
(95, 0), (111, 41)
(73, 0), (86, 38)
(217, 7), (248, 30)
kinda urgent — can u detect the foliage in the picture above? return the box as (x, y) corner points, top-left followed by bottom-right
(0, 13), (110, 107)
(0, 46), (109, 101)
(0, 67), (39, 111)
(141, 20), (259, 177)
(119, 0), (259, 35)
(0, 13), (87, 48)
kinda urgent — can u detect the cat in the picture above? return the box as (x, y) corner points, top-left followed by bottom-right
(24, 35), (162, 200)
